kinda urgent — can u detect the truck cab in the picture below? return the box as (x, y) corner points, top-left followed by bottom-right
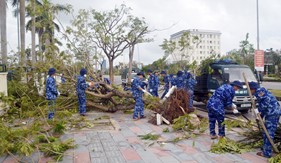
(194, 59), (257, 112)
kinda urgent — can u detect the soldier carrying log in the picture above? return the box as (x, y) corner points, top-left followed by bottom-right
(248, 81), (281, 158)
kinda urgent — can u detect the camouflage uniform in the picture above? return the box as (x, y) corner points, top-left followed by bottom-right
(254, 87), (281, 157)
(185, 73), (197, 109)
(76, 75), (89, 114)
(207, 84), (235, 136)
(140, 78), (148, 89)
(161, 75), (170, 99)
(175, 71), (185, 89)
(131, 77), (144, 119)
(46, 75), (58, 119)
(154, 75), (159, 97)
(169, 74), (176, 86)
(148, 74), (157, 96)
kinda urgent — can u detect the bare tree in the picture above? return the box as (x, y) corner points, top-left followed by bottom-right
(66, 5), (149, 82)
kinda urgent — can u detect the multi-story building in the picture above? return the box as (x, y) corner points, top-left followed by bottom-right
(167, 29), (221, 64)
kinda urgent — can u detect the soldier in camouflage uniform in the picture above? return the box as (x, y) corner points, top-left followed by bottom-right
(154, 71), (159, 97)
(175, 70), (185, 89)
(147, 69), (157, 97)
(249, 81), (281, 158)
(160, 70), (170, 99)
(207, 80), (243, 139)
(131, 72), (147, 120)
(169, 74), (176, 86)
(46, 68), (59, 119)
(76, 68), (93, 116)
(184, 71), (197, 109)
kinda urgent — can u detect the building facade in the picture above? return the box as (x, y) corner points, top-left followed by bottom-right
(168, 29), (221, 64)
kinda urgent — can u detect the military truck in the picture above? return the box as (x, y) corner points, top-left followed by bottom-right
(194, 59), (258, 112)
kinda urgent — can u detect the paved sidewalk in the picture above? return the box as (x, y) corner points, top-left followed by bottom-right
(1, 111), (269, 163)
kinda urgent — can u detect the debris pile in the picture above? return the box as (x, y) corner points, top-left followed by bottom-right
(148, 89), (195, 125)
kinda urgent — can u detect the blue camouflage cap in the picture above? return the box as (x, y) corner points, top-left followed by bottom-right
(48, 68), (56, 75)
(80, 68), (87, 76)
(230, 80), (243, 89)
(177, 70), (183, 76)
(248, 81), (260, 89)
(160, 70), (166, 74)
(147, 69), (152, 73)
(137, 71), (145, 77)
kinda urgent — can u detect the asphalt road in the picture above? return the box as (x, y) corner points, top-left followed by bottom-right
(261, 81), (281, 90)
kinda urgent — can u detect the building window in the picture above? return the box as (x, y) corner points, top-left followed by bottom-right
(200, 46), (202, 49)
(210, 35), (212, 38)
(200, 51), (202, 54)
(210, 41), (212, 43)
(218, 41), (220, 44)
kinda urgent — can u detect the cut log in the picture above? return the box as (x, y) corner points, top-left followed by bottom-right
(160, 86), (176, 103)
(156, 114), (162, 125)
(162, 116), (170, 125)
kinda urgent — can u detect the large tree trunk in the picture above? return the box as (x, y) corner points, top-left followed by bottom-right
(20, 0), (26, 67)
(128, 45), (135, 84)
(108, 58), (114, 83)
(0, 0), (7, 64)
(31, 0), (36, 67)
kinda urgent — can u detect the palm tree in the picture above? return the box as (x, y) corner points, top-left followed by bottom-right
(26, 0), (70, 61)
(19, 0), (25, 67)
(0, 0), (7, 64)
(31, 0), (36, 67)
(11, 0), (26, 67)
(12, 0), (70, 63)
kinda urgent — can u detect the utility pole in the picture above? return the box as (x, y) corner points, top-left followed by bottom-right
(256, 0), (260, 50)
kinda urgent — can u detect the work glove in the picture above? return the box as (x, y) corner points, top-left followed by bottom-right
(233, 109), (239, 114)
(57, 91), (60, 96)
(87, 81), (94, 87)
(142, 89), (148, 93)
(232, 103), (237, 110)
(149, 89), (153, 93)
(142, 89), (152, 96)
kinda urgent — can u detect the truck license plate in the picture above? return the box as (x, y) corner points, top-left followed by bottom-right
(241, 104), (251, 107)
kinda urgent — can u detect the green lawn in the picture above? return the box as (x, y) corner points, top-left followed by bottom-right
(269, 89), (281, 97)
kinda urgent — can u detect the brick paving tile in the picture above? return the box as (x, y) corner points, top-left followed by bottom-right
(180, 144), (200, 154)
(126, 136), (142, 144)
(223, 153), (250, 163)
(107, 156), (126, 163)
(212, 155), (240, 163)
(181, 161), (199, 163)
(158, 156), (181, 163)
(170, 152), (194, 161)
(148, 124), (164, 133)
(120, 148), (142, 161)
(240, 153), (268, 163)
(111, 133), (127, 142)
(121, 128), (136, 137)
(3, 158), (18, 163)
(129, 126), (144, 135)
(148, 147), (171, 157)
(90, 157), (108, 163)
(38, 157), (54, 163)
(74, 152), (91, 163)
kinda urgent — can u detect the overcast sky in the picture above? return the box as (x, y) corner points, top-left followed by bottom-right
(5, 0), (281, 65)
